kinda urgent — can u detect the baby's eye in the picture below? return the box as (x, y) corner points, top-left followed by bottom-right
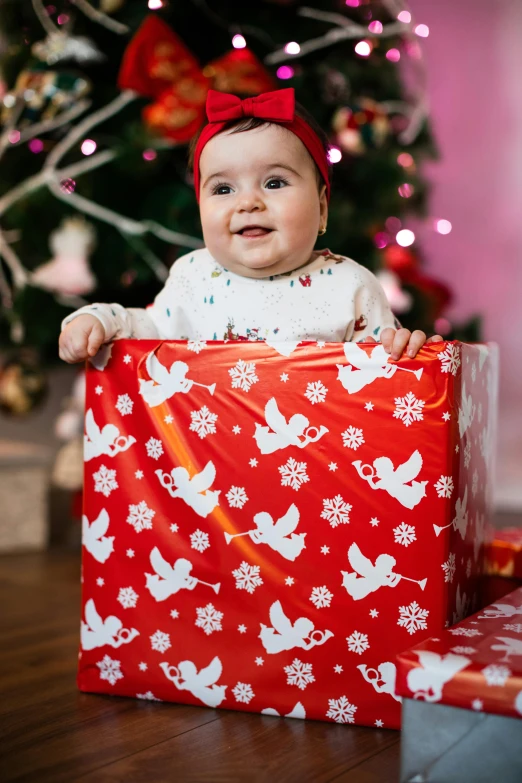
(265, 177), (289, 189)
(212, 183), (232, 196)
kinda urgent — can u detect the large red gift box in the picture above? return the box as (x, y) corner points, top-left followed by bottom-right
(78, 339), (497, 729)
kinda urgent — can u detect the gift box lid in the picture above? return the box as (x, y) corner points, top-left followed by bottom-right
(396, 586), (522, 720)
(484, 528), (522, 578)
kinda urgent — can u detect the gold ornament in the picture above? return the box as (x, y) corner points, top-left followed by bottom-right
(100, 0), (126, 12)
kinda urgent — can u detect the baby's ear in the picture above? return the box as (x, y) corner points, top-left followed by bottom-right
(319, 184), (328, 221)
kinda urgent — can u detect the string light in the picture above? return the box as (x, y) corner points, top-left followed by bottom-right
(8, 131), (21, 144)
(276, 65), (294, 80)
(374, 232), (390, 249)
(57, 13), (69, 24)
(143, 149), (157, 161)
(284, 42), (300, 55)
(435, 219), (452, 234)
(81, 139), (97, 156)
(385, 216), (401, 232)
(396, 229), (415, 247)
(232, 34), (247, 49)
(60, 178), (76, 194)
(435, 317), (452, 336)
(398, 183), (414, 198)
(386, 48), (401, 62)
(148, 0), (163, 8)
(29, 139), (44, 153)
(345, 0), (360, 6)
(415, 24), (430, 38)
(397, 11), (411, 23)
(327, 147), (342, 164)
(354, 40), (372, 57)
(397, 152), (414, 167)
(368, 21), (383, 34)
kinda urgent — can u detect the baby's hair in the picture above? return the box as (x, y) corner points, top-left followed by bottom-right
(188, 99), (333, 193)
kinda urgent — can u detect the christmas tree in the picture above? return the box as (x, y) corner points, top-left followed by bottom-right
(0, 0), (479, 366)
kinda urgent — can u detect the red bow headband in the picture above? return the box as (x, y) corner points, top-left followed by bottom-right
(193, 88), (331, 202)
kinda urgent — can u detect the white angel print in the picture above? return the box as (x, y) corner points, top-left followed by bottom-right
(264, 338), (301, 357)
(352, 449), (428, 509)
(490, 636), (522, 663)
(254, 397), (328, 455)
(337, 343), (423, 395)
(406, 651), (471, 702)
(458, 382), (475, 439)
(84, 408), (136, 461)
(479, 603), (522, 620)
(357, 662), (402, 703)
(224, 503), (306, 561)
(145, 547), (220, 601)
(81, 598), (139, 650)
(82, 508), (114, 563)
(434, 486), (468, 538)
(341, 542), (427, 600)
(155, 461), (220, 518)
(259, 600), (333, 654)
(139, 352), (215, 407)
(88, 343), (112, 370)
(160, 656), (227, 708)
(261, 702), (306, 719)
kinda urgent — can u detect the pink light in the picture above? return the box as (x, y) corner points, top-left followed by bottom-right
(29, 139), (44, 153)
(435, 317), (452, 336)
(81, 139), (97, 156)
(148, 0), (163, 8)
(57, 13), (69, 24)
(45, 5), (56, 13)
(232, 34), (247, 49)
(398, 183), (414, 198)
(374, 232), (389, 249)
(8, 130), (20, 144)
(143, 149), (157, 161)
(354, 40), (372, 57)
(415, 24), (430, 38)
(385, 216), (401, 233)
(368, 21), (383, 34)
(60, 178), (76, 194)
(345, 0), (360, 7)
(396, 229), (415, 247)
(397, 11), (411, 23)
(404, 40), (422, 59)
(327, 147), (342, 164)
(284, 41), (300, 55)
(277, 65), (294, 80)
(435, 219), (452, 235)
(397, 152), (414, 167)
(386, 48), (401, 63)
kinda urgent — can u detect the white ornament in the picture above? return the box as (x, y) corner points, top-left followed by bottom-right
(32, 217), (96, 295)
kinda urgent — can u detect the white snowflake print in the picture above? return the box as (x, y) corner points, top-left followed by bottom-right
(187, 339), (206, 354)
(341, 425), (365, 450)
(150, 630), (171, 653)
(326, 695), (357, 724)
(398, 601), (429, 635)
(137, 691), (162, 701)
(278, 457), (309, 491)
(226, 486), (249, 509)
(93, 464), (118, 497)
(97, 655), (123, 686)
(190, 405), (218, 439)
(504, 623), (522, 634)
(127, 501), (155, 533)
(117, 587), (138, 609)
(393, 391), (425, 427)
(346, 630), (370, 655)
(304, 380), (328, 405)
(438, 343), (461, 376)
(464, 441), (472, 469)
(472, 470), (479, 497)
(232, 561), (263, 594)
(284, 658), (315, 690)
(435, 475), (454, 498)
(482, 664), (511, 687)
(195, 603), (223, 635)
(472, 699), (483, 711)
(229, 359), (259, 392)
(146, 437), (163, 460)
(448, 627), (483, 638)
(232, 682), (255, 704)
(190, 529), (210, 553)
(471, 363), (477, 383)
(442, 553), (456, 583)
(310, 586), (333, 609)
(115, 393), (133, 416)
(451, 646), (477, 655)
(123, 354), (132, 364)
(393, 522), (416, 547)
(321, 495), (352, 527)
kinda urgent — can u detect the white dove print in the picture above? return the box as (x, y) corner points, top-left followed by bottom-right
(139, 352), (215, 407)
(84, 408), (136, 462)
(82, 508), (114, 563)
(145, 547), (220, 601)
(81, 598), (139, 650)
(160, 656), (227, 708)
(259, 600), (333, 654)
(254, 397), (328, 455)
(352, 449), (428, 509)
(155, 461), (220, 517)
(224, 503), (306, 561)
(337, 343), (423, 394)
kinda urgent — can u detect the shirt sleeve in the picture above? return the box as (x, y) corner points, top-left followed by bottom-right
(344, 265), (400, 342)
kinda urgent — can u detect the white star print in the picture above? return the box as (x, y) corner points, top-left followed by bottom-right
(249, 458), (258, 467)
(232, 425), (241, 434)
(455, 444), (459, 453)
(96, 577), (104, 586)
(123, 355), (132, 364)
(170, 609), (179, 619)
(369, 517), (380, 527)
(321, 546), (330, 555)
(472, 699), (483, 711)
(280, 373), (289, 382)
(285, 577), (295, 586)
(170, 523), (179, 533)
(238, 624), (247, 634)
(317, 341), (326, 348)
(369, 609), (379, 618)
(135, 470), (144, 479)
(442, 411), (451, 421)
(126, 549), (135, 558)
(334, 664), (343, 674)
(164, 414), (173, 424)
(255, 657), (264, 666)
(365, 401), (374, 411)
(139, 662), (148, 671)
(328, 462), (338, 472)
(95, 386), (103, 395)
(375, 719), (384, 727)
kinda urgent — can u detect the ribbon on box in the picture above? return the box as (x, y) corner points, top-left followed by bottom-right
(118, 15), (276, 143)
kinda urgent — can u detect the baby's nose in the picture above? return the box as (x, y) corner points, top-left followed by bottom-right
(236, 192), (265, 212)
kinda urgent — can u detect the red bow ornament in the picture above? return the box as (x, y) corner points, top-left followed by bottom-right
(118, 15), (276, 143)
(205, 88), (295, 123)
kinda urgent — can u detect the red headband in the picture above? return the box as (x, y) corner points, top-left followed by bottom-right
(193, 88), (331, 202)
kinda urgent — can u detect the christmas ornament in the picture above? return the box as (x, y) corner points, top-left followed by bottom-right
(322, 69), (351, 105)
(33, 32), (104, 66)
(376, 269), (413, 314)
(100, 0), (126, 11)
(1, 69), (91, 127)
(383, 245), (452, 321)
(118, 15), (276, 143)
(0, 350), (47, 417)
(32, 217), (97, 296)
(332, 99), (390, 155)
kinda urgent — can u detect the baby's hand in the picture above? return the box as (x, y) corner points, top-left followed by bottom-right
(379, 328), (443, 360)
(59, 315), (106, 364)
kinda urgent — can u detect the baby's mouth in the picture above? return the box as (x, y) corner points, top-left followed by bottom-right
(235, 226), (273, 238)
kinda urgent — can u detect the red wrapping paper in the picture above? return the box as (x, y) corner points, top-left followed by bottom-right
(78, 339), (497, 729)
(484, 528), (522, 579)
(396, 586), (522, 720)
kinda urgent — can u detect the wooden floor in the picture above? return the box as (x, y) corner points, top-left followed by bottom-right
(0, 550), (400, 783)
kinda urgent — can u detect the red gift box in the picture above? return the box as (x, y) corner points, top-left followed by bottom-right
(484, 528), (522, 579)
(78, 339), (497, 729)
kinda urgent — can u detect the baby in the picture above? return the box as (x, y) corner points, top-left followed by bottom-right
(59, 87), (442, 363)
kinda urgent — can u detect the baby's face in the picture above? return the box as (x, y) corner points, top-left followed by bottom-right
(198, 124), (328, 278)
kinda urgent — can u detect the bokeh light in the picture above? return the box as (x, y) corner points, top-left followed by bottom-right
(435, 219), (452, 235)
(277, 65), (294, 80)
(397, 152), (414, 167)
(354, 41), (372, 57)
(385, 216), (401, 233)
(284, 42), (300, 55)
(397, 11), (411, 23)
(60, 178), (76, 194)
(368, 21), (383, 34)
(398, 183), (414, 198)
(327, 147), (342, 164)
(232, 34), (247, 49)
(143, 149), (157, 161)
(8, 130), (20, 144)
(396, 229), (415, 247)
(29, 139), (44, 153)
(415, 24), (430, 38)
(435, 317), (452, 336)
(148, 0), (163, 8)
(386, 48), (401, 62)
(81, 139), (97, 156)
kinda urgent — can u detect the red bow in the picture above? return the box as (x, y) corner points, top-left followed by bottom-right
(206, 88), (295, 124)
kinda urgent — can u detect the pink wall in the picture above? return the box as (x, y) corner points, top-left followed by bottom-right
(410, 0), (522, 406)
